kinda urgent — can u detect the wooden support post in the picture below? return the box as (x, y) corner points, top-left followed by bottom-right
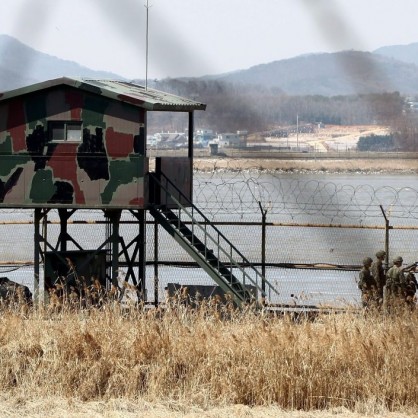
(111, 210), (122, 289)
(188, 111), (194, 202)
(188, 111), (194, 159)
(58, 208), (68, 252)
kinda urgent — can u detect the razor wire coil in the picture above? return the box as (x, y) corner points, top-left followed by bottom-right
(1, 169), (417, 222)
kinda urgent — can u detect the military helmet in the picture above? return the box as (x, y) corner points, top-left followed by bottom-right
(376, 250), (386, 258)
(362, 257), (373, 266)
(393, 256), (403, 264)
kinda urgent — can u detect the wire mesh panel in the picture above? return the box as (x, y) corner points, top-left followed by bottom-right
(266, 267), (359, 307)
(1, 171), (418, 308)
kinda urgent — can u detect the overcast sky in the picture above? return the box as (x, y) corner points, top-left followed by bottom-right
(1, 0), (418, 80)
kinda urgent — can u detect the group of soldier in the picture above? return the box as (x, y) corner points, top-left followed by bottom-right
(358, 250), (417, 311)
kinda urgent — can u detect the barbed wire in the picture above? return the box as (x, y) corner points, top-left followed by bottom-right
(1, 168), (417, 222)
(193, 168), (418, 221)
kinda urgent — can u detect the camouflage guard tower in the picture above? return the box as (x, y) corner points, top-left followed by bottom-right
(0, 77), (279, 306)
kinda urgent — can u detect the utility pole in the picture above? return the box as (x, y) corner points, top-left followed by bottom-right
(145, 0), (151, 90)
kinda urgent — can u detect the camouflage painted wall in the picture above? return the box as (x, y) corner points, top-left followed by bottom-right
(0, 86), (148, 208)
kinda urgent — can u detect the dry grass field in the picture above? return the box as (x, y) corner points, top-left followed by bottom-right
(249, 124), (390, 152)
(193, 157), (418, 173)
(0, 298), (417, 417)
(2, 124), (417, 416)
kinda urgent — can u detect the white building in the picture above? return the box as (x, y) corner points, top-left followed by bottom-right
(195, 129), (215, 147)
(213, 132), (241, 148)
(152, 131), (187, 147)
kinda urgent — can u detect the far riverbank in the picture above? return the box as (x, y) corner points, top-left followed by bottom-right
(193, 157), (418, 173)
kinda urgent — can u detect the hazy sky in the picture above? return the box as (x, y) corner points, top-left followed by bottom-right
(1, 0), (418, 80)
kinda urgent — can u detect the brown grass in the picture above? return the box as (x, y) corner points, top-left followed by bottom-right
(0, 300), (417, 417)
(193, 157), (418, 173)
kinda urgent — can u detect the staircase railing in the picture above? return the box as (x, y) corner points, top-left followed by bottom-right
(149, 172), (280, 305)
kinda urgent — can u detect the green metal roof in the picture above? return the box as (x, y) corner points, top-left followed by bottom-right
(0, 77), (206, 112)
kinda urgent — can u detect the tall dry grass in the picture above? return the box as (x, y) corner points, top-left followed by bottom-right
(0, 298), (416, 415)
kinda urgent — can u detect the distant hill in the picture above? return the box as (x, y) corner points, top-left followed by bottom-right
(3, 34), (418, 97)
(374, 42), (418, 67)
(211, 50), (418, 96)
(0, 34), (125, 91)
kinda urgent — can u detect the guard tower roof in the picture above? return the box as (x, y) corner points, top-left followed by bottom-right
(0, 77), (206, 112)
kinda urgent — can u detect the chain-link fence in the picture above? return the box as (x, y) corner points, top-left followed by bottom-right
(1, 170), (417, 308)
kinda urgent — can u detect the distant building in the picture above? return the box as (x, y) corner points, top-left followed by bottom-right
(195, 129), (215, 147)
(152, 131), (187, 148)
(237, 130), (248, 147)
(213, 132), (242, 148)
(407, 101), (418, 112)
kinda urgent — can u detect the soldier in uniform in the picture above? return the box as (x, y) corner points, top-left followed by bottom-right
(371, 250), (386, 306)
(385, 256), (407, 312)
(404, 264), (417, 309)
(358, 257), (377, 309)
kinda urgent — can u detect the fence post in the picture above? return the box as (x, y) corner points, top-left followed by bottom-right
(154, 218), (159, 307)
(34, 208), (41, 305)
(34, 208), (47, 306)
(258, 201), (268, 299)
(379, 205), (391, 269)
(41, 211), (47, 305)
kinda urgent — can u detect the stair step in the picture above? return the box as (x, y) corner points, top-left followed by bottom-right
(149, 200), (262, 305)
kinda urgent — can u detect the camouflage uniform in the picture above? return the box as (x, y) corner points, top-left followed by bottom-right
(404, 269), (417, 309)
(358, 257), (377, 308)
(371, 250), (386, 303)
(385, 256), (407, 311)
(0, 277), (32, 305)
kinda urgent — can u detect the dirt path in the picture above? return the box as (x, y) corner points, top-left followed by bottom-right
(301, 124), (390, 152)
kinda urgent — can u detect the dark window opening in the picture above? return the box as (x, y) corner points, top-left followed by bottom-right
(49, 121), (82, 142)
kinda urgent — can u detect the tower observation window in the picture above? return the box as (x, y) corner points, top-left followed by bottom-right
(49, 121), (82, 142)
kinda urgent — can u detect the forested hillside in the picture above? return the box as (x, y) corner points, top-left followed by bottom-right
(211, 51), (418, 96)
(3, 34), (418, 150)
(144, 78), (418, 151)
(146, 79), (403, 128)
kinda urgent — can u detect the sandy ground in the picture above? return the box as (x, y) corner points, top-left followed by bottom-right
(294, 124), (389, 152)
(256, 124), (390, 152)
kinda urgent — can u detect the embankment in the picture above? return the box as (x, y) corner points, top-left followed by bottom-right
(193, 155), (418, 173)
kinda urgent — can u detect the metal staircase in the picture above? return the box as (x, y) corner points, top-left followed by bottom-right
(148, 172), (280, 307)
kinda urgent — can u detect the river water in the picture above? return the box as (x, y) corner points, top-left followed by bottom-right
(1, 171), (417, 308)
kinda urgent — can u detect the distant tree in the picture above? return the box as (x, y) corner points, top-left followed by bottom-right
(145, 78), (407, 134)
(357, 134), (394, 151)
(391, 112), (418, 151)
